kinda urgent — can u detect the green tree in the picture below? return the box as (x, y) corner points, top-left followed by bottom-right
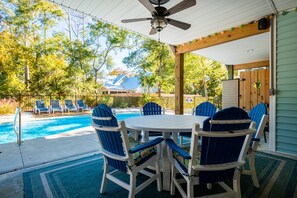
(184, 53), (227, 98)
(123, 38), (175, 96)
(88, 20), (138, 83)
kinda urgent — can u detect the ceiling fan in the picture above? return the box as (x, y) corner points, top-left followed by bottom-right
(121, 0), (196, 35)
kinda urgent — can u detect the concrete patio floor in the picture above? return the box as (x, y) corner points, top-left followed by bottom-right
(0, 126), (100, 198)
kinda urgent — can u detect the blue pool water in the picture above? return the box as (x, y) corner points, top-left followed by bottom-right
(0, 113), (140, 144)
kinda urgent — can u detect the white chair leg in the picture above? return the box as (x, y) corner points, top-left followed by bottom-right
(170, 165), (176, 195)
(187, 180), (193, 198)
(155, 158), (162, 192)
(233, 169), (242, 198)
(172, 133), (178, 143)
(180, 135), (184, 145)
(207, 183), (212, 189)
(128, 173), (136, 198)
(249, 154), (260, 188)
(100, 162), (109, 194)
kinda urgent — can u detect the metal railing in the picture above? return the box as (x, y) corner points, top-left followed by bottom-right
(13, 107), (22, 145)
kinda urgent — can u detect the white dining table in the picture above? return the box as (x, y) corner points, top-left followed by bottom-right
(124, 114), (208, 191)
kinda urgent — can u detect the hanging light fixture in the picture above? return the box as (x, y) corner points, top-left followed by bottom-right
(151, 16), (167, 32)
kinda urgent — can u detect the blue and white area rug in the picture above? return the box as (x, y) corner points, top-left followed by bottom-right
(23, 152), (297, 198)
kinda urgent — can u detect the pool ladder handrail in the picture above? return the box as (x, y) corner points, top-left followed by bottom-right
(14, 107), (22, 145)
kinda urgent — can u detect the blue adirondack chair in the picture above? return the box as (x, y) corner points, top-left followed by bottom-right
(34, 100), (49, 114)
(243, 103), (269, 188)
(167, 107), (255, 198)
(140, 102), (165, 141)
(50, 100), (63, 114)
(92, 106), (163, 197)
(64, 100), (77, 113)
(180, 101), (217, 144)
(76, 99), (91, 112)
(99, 103), (116, 116)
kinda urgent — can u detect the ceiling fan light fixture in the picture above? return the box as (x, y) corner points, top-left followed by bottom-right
(152, 17), (167, 32)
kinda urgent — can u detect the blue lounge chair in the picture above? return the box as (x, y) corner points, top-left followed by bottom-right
(180, 101), (217, 144)
(167, 107), (255, 198)
(140, 102), (165, 141)
(50, 100), (63, 114)
(92, 106), (163, 197)
(34, 100), (49, 114)
(243, 103), (269, 188)
(76, 99), (90, 112)
(64, 100), (77, 113)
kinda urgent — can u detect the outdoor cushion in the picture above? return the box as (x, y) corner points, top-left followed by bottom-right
(128, 136), (156, 165)
(38, 107), (49, 112)
(173, 145), (201, 176)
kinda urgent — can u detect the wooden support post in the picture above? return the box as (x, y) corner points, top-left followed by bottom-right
(226, 65), (234, 80)
(175, 53), (184, 115)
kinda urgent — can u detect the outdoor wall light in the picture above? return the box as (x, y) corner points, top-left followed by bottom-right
(151, 17), (167, 32)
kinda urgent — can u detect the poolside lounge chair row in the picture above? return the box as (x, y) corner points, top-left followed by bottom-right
(34, 99), (91, 114)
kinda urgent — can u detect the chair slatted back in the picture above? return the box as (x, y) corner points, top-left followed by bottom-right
(249, 103), (268, 148)
(65, 100), (74, 108)
(249, 103), (267, 129)
(195, 101), (217, 117)
(92, 107), (127, 172)
(36, 100), (45, 108)
(142, 102), (162, 115)
(50, 100), (59, 108)
(199, 107), (251, 183)
(99, 103), (113, 115)
(77, 100), (85, 108)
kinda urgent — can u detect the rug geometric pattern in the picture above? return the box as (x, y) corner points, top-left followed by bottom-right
(23, 152), (297, 198)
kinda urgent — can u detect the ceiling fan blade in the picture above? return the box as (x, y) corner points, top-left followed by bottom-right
(149, 28), (157, 35)
(121, 18), (152, 23)
(167, 18), (191, 30)
(164, 0), (196, 16)
(139, 0), (157, 13)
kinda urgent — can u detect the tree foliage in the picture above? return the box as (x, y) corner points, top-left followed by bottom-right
(0, 0), (226, 99)
(0, 0), (137, 96)
(123, 38), (175, 96)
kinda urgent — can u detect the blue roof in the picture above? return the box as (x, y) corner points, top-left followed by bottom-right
(104, 75), (140, 91)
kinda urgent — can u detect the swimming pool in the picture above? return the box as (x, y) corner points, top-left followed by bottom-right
(0, 113), (140, 144)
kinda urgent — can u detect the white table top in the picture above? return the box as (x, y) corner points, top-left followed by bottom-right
(124, 115), (208, 133)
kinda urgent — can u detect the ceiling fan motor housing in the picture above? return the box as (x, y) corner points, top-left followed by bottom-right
(151, 16), (167, 31)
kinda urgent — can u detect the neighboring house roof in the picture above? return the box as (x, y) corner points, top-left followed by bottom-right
(112, 74), (128, 85)
(104, 74), (141, 92)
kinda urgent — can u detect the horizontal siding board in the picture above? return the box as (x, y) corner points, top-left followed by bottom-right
(276, 117), (297, 125)
(277, 98), (297, 104)
(276, 91), (297, 97)
(276, 10), (297, 156)
(277, 26), (297, 37)
(277, 31), (297, 44)
(277, 70), (297, 78)
(277, 51), (297, 59)
(276, 84), (297, 91)
(276, 142), (297, 150)
(276, 142), (297, 154)
(277, 12), (297, 24)
(276, 135), (297, 144)
(276, 148), (297, 156)
(276, 57), (297, 65)
(276, 110), (297, 118)
(277, 43), (297, 53)
(276, 103), (297, 110)
(276, 78), (297, 85)
(276, 64), (297, 72)
(276, 123), (297, 131)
